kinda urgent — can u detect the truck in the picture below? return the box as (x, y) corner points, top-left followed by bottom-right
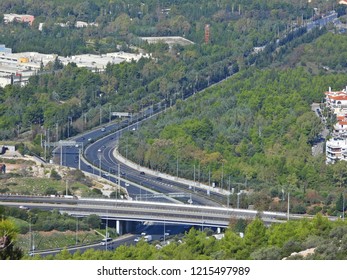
(144, 235), (152, 242)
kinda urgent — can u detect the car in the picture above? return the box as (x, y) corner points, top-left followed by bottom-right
(101, 127), (106, 132)
(88, 138), (93, 142)
(19, 205), (29, 210)
(98, 148), (102, 152)
(120, 171), (126, 176)
(87, 165), (92, 169)
(141, 232), (146, 236)
(134, 237), (140, 242)
(140, 171), (145, 175)
(125, 183), (130, 187)
(156, 177), (163, 181)
(102, 173), (109, 177)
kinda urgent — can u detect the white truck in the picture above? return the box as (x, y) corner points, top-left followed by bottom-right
(144, 235), (152, 242)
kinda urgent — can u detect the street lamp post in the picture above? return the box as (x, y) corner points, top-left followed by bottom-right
(287, 192), (290, 221)
(343, 192), (345, 221)
(163, 220), (166, 243)
(67, 116), (72, 138)
(75, 217), (78, 245)
(92, 159), (99, 175)
(99, 157), (102, 177)
(193, 164), (196, 192)
(237, 192), (241, 209)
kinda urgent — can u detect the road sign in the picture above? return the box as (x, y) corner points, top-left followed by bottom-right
(111, 112), (130, 117)
(58, 140), (77, 146)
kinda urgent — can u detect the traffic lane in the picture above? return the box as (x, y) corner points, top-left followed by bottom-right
(96, 145), (222, 205)
(80, 119), (224, 206)
(31, 234), (136, 258)
(62, 143), (222, 206)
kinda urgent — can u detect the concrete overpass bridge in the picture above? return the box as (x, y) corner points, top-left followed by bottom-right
(0, 195), (317, 234)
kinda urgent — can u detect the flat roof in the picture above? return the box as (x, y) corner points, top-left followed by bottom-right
(141, 36), (194, 46)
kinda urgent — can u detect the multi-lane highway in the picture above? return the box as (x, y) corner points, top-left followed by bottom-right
(53, 108), (229, 207)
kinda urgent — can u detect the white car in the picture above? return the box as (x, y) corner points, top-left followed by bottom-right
(125, 183), (130, 187)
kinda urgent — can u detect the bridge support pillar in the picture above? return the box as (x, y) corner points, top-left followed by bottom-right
(116, 220), (122, 235)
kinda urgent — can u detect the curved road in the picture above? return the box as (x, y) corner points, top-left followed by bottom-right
(54, 112), (227, 207)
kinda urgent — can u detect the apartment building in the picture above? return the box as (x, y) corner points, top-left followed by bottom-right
(3, 14), (35, 26)
(325, 86), (347, 163)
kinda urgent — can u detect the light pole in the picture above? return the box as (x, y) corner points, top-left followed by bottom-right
(227, 176), (231, 208)
(67, 116), (72, 138)
(117, 163), (121, 186)
(75, 216), (78, 245)
(105, 213), (109, 251)
(193, 164), (196, 192)
(76, 143), (83, 170)
(99, 157), (102, 177)
(343, 192), (345, 221)
(163, 220), (166, 243)
(97, 150), (102, 177)
(93, 159), (99, 175)
(287, 192), (290, 221)
(237, 192), (241, 209)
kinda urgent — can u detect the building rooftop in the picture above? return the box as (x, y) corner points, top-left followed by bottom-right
(141, 36), (194, 46)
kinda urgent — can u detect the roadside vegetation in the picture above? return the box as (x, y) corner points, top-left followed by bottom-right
(20, 215), (347, 260)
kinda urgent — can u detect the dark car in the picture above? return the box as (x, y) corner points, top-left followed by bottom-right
(140, 171), (145, 175)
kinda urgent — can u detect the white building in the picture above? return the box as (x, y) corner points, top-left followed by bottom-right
(333, 115), (347, 136)
(0, 51), (58, 87)
(326, 137), (347, 164)
(3, 13), (35, 26)
(60, 52), (150, 71)
(0, 49), (150, 87)
(324, 86), (347, 115)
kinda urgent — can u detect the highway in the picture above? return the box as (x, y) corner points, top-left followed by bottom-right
(53, 108), (228, 207)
